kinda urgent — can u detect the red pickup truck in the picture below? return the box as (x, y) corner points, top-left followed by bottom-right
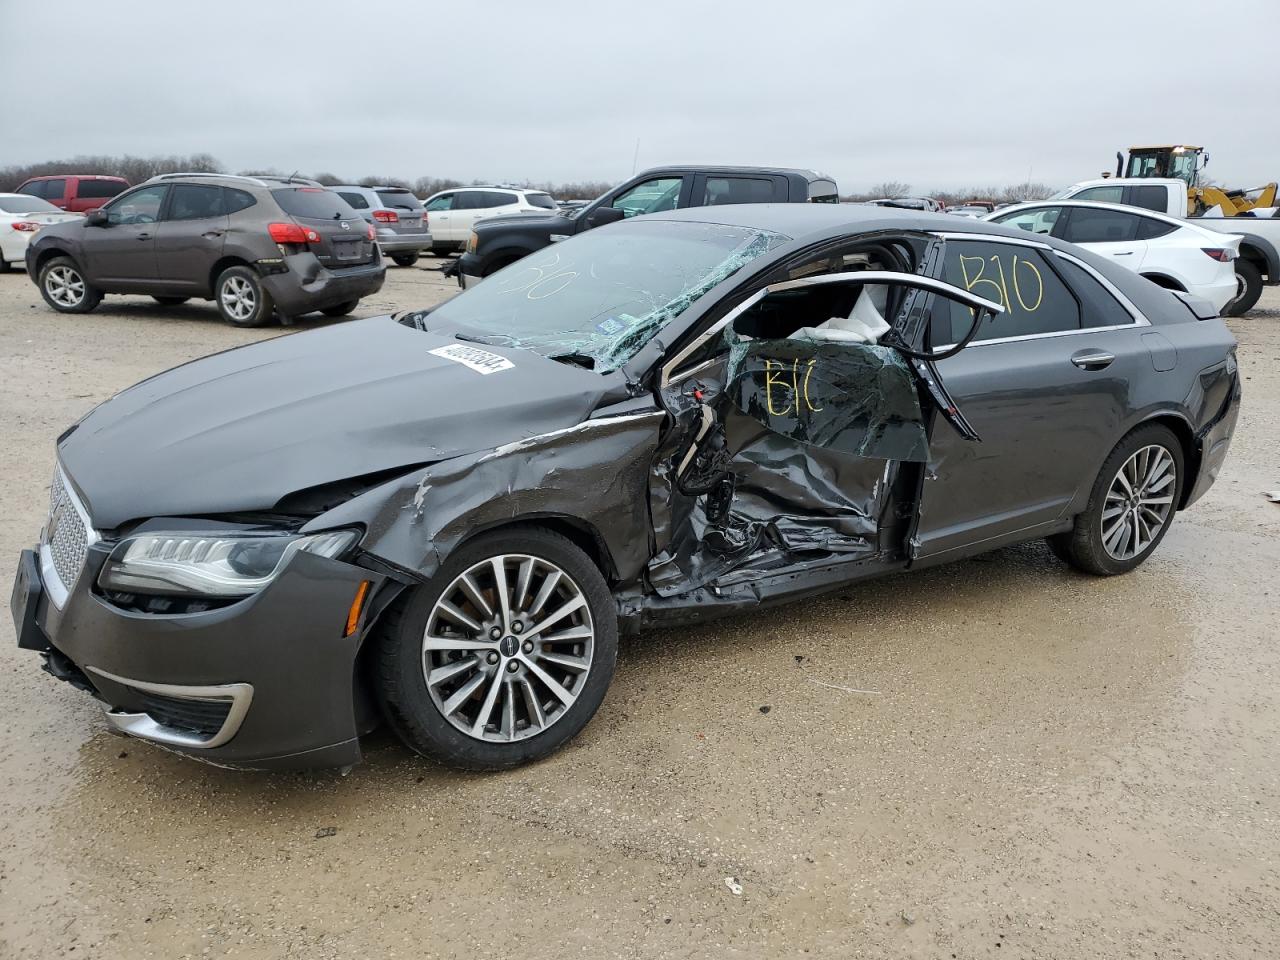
(15, 175), (130, 213)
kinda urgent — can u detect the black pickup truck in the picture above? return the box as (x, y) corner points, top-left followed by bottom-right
(448, 165), (839, 287)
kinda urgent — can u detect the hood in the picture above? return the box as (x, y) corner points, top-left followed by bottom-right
(60, 316), (607, 528)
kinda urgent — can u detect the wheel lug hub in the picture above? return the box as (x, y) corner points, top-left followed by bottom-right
(512, 621), (523, 633)
(506, 661), (519, 673)
(489, 627), (502, 640)
(486, 651), (499, 665)
(522, 640), (533, 654)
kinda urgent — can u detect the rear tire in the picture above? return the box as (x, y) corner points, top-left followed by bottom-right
(38, 257), (101, 313)
(1048, 423), (1184, 576)
(151, 296), (189, 305)
(214, 265), (274, 327)
(391, 253), (420, 267)
(321, 300), (359, 317)
(1223, 259), (1262, 317)
(375, 526), (618, 770)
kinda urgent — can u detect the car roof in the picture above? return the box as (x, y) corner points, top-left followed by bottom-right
(989, 199), (1189, 228)
(646, 202), (1036, 243)
(21, 174), (126, 181)
(637, 165), (833, 182)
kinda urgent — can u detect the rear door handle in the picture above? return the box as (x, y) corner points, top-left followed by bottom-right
(1071, 349), (1115, 370)
(135, 233), (152, 240)
(1111, 251), (1134, 256)
(201, 230), (223, 239)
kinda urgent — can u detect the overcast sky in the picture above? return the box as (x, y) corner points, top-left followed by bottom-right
(2, 0), (1277, 193)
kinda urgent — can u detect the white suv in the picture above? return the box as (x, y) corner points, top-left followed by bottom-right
(421, 186), (557, 256)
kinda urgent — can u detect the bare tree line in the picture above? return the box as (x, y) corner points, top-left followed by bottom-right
(0, 154), (1057, 204)
(849, 180), (1057, 204)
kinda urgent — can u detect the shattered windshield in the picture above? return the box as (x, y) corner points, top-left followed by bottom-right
(427, 220), (788, 372)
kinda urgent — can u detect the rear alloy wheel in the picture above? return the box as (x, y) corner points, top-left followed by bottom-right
(376, 527), (617, 769)
(391, 253), (420, 267)
(321, 300), (359, 317)
(1223, 259), (1262, 317)
(39, 257), (102, 313)
(215, 265), (274, 327)
(151, 296), (190, 305)
(1049, 424), (1184, 576)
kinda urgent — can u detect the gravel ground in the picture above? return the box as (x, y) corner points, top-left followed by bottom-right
(1, 263), (1277, 959)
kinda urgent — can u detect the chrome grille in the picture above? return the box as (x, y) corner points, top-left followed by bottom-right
(43, 468), (93, 598)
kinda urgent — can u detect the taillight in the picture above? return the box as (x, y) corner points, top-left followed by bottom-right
(372, 209), (399, 223)
(422, 212), (429, 228)
(10, 221), (40, 232)
(268, 222), (321, 244)
(1201, 247), (1236, 262)
(366, 224), (375, 240)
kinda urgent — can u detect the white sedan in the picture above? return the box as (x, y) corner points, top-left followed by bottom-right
(0, 193), (82, 272)
(984, 200), (1241, 312)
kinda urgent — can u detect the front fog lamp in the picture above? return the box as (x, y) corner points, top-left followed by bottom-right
(97, 529), (359, 598)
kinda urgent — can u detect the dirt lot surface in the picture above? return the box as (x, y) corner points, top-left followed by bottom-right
(1, 263), (1277, 960)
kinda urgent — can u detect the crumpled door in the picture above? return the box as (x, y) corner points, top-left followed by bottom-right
(647, 269), (1003, 598)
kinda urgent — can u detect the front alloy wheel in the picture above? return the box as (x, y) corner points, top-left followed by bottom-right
(39, 256), (102, 313)
(425, 555), (594, 742)
(376, 527), (617, 769)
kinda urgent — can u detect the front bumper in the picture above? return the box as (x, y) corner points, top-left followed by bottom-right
(453, 251), (484, 288)
(12, 540), (398, 770)
(260, 253), (387, 317)
(377, 232), (432, 254)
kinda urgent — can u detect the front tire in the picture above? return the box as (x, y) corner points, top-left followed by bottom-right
(391, 253), (420, 267)
(1049, 423), (1184, 576)
(1223, 259), (1262, 317)
(38, 257), (101, 313)
(376, 527), (618, 770)
(214, 265), (274, 327)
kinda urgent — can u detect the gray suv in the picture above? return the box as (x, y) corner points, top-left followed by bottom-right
(26, 174), (386, 326)
(329, 185), (431, 267)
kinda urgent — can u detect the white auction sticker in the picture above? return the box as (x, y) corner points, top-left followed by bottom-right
(428, 343), (515, 375)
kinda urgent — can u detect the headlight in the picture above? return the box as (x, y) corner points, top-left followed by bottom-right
(465, 230), (478, 254)
(97, 529), (359, 598)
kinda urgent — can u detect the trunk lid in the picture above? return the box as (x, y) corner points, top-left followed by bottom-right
(271, 187), (376, 266)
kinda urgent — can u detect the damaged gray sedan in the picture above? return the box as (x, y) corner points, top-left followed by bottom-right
(11, 205), (1241, 770)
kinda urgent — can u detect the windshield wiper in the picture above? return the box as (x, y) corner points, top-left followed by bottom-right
(455, 332), (518, 346)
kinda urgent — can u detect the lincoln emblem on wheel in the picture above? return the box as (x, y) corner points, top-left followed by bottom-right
(11, 204), (1240, 770)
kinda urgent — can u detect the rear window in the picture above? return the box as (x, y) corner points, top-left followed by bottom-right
(337, 191), (370, 210)
(1130, 185), (1170, 213)
(1062, 207), (1140, 244)
(525, 192), (557, 209)
(76, 179), (127, 199)
(271, 187), (356, 220)
(1135, 217), (1177, 240)
(0, 195), (61, 214)
(375, 190), (419, 211)
(808, 179), (839, 203)
(704, 177), (776, 205)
